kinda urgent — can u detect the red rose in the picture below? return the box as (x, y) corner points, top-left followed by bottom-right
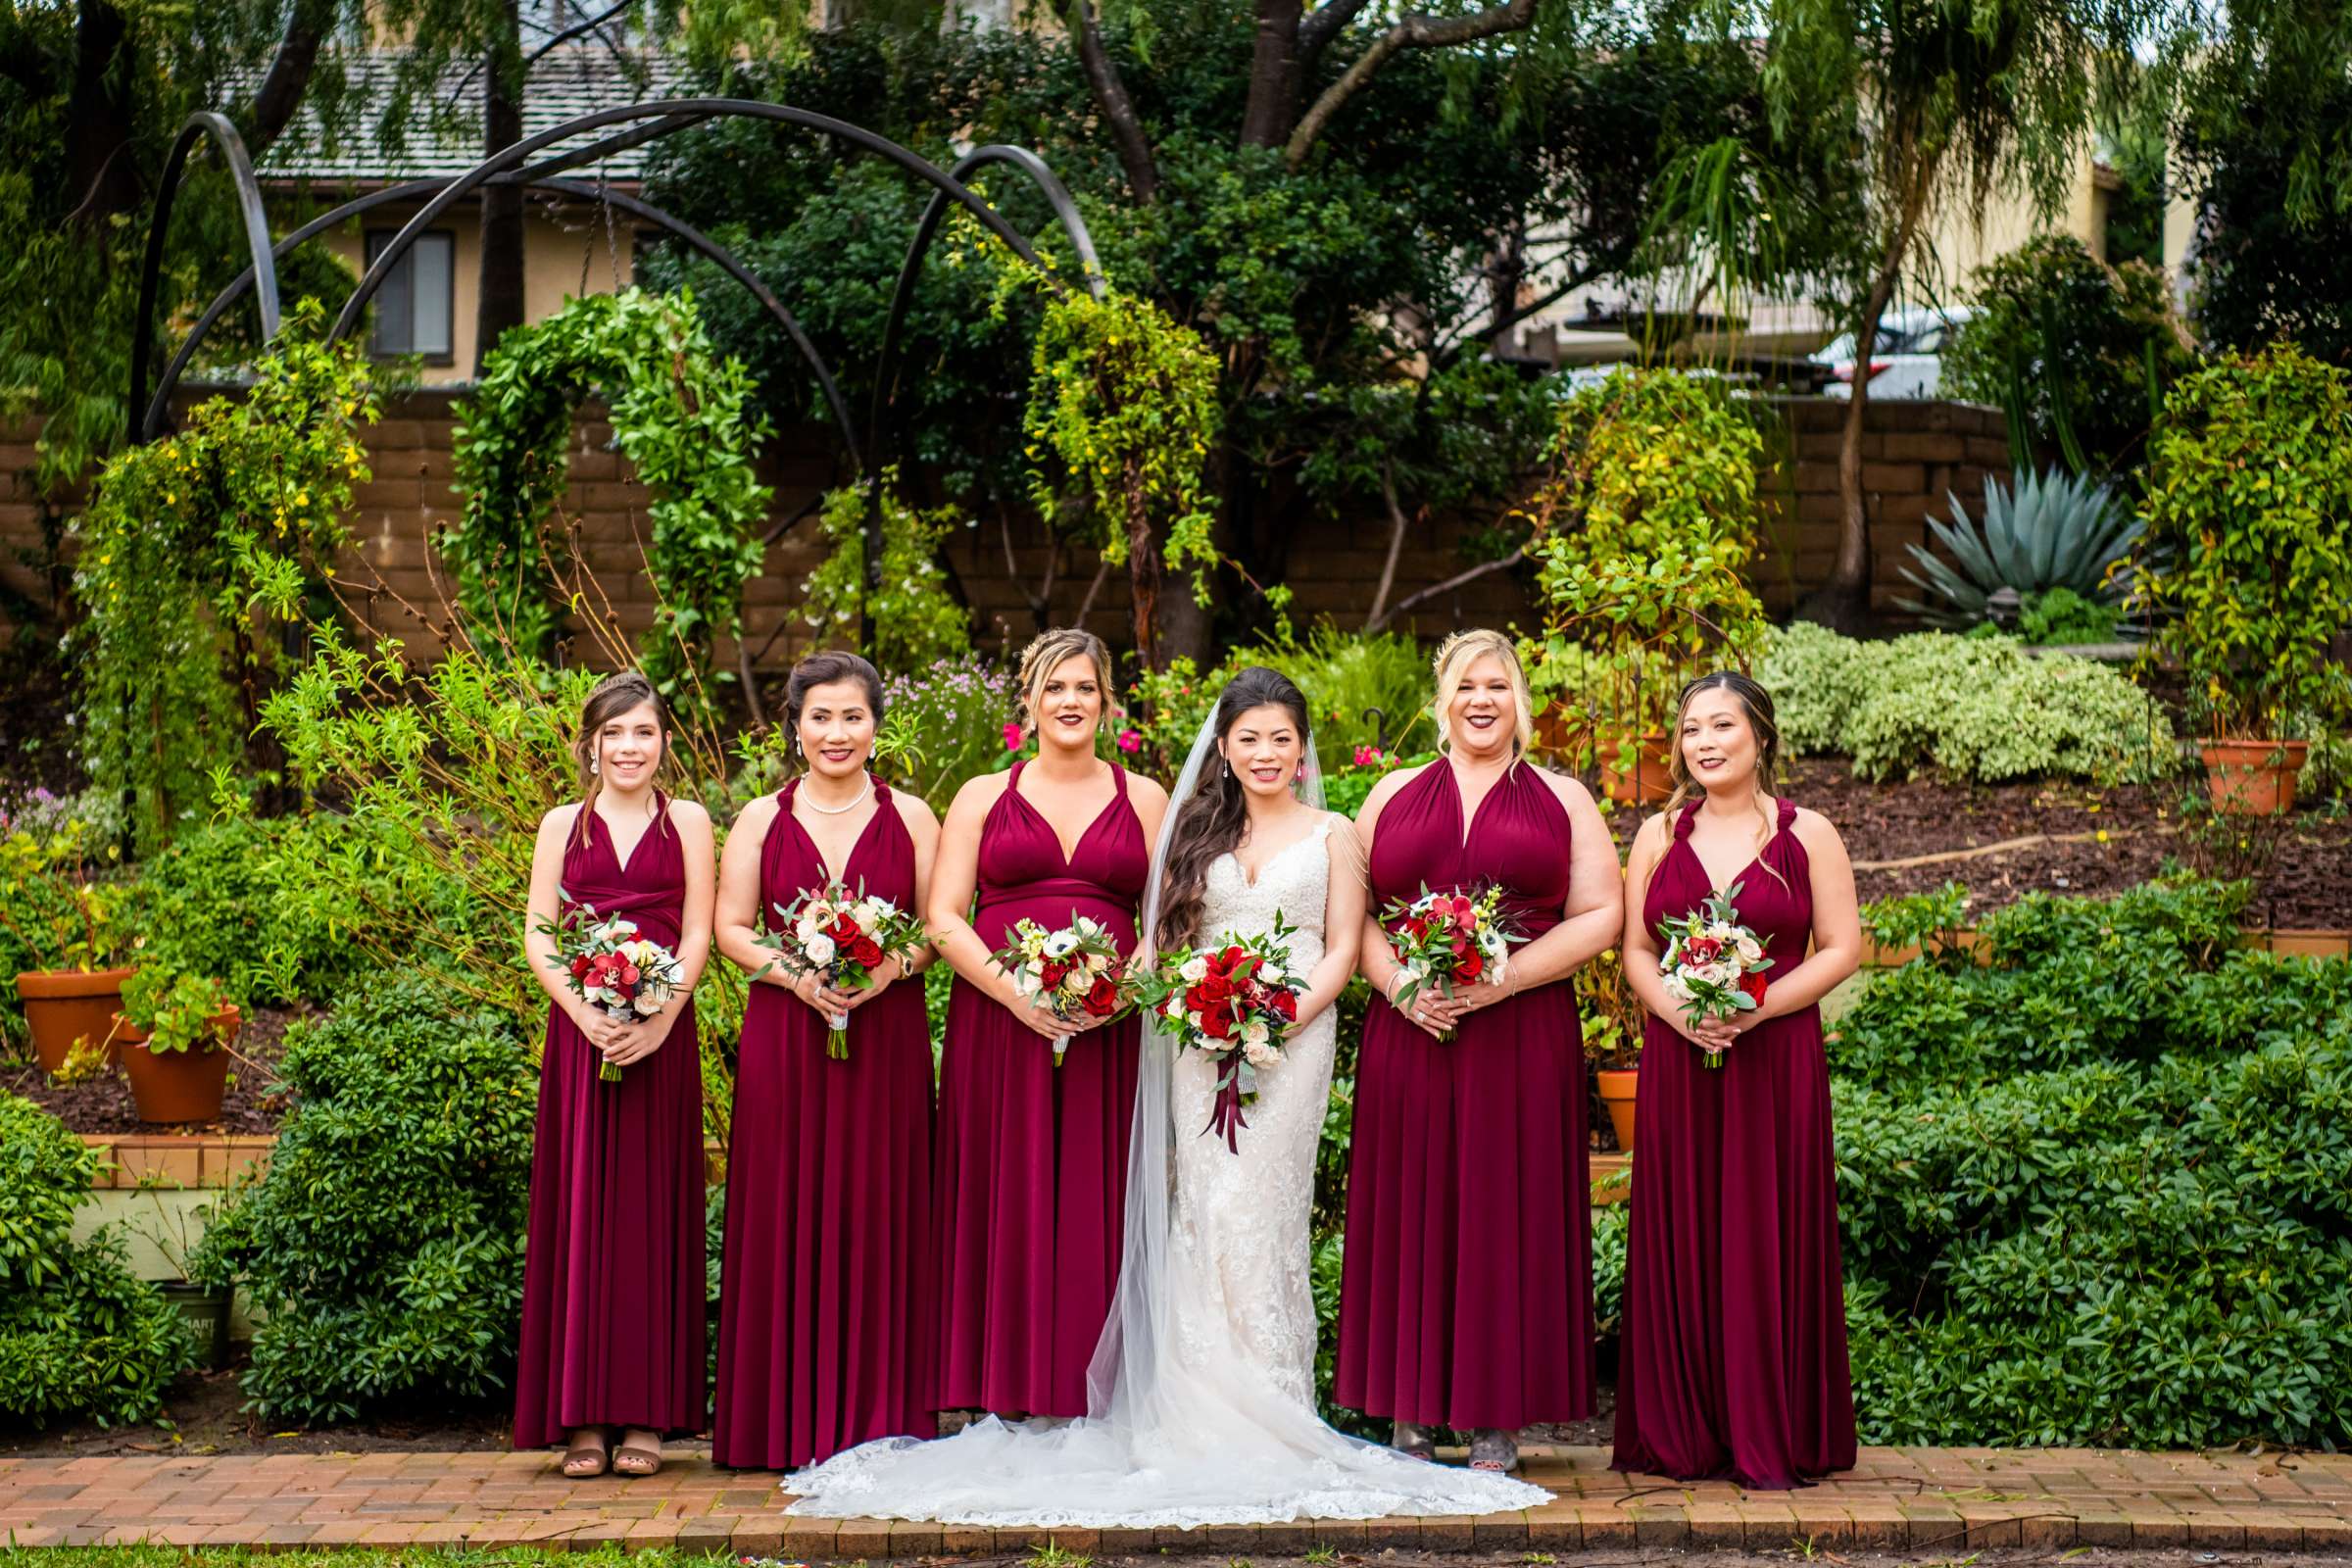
(1740, 969), (1769, 1004)
(1457, 952), (1485, 983)
(1087, 976), (1120, 1014)
(1200, 1002), (1236, 1039)
(1198, 972), (1235, 1004)
(851, 937), (885, 968)
(1041, 959), (1069, 989)
(569, 956), (593, 980)
(829, 916), (860, 944)
(1270, 989), (1298, 1021)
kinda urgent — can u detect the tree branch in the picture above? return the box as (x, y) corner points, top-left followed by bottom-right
(1297, 0), (1377, 61)
(242, 0), (329, 157)
(1367, 545), (1523, 633)
(1063, 0), (1159, 202)
(1363, 459), (1412, 628)
(1285, 0), (1539, 170)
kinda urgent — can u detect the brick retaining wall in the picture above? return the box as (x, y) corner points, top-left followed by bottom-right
(0, 392), (2010, 662)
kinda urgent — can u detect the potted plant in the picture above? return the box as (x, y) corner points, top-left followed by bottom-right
(2132, 346), (2352, 814)
(1582, 948), (1644, 1152)
(113, 968), (240, 1125)
(0, 819), (140, 1074)
(1515, 371), (1769, 804)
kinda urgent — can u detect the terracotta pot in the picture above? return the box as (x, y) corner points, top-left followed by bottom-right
(1599, 733), (1674, 807)
(2201, 739), (2309, 816)
(15, 966), (135, 1074)
(1595, 1065), (1640, 1154)
(115, 1005), (239, 1125)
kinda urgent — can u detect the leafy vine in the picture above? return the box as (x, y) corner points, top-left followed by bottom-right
(71, 303), (376, 853)
(800, 473), (973, 669)
(449, 288), (771, 716)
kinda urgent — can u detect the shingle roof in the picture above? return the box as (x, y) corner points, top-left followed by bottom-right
(259, 47), (698, 185)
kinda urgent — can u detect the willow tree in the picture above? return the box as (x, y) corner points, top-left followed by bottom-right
(1765, 0), (2148, 629)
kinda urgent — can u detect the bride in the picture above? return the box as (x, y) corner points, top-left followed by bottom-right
(785, 667), (1548, 1525)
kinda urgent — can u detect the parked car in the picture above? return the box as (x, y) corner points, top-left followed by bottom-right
(1811, 306), (1977, 400)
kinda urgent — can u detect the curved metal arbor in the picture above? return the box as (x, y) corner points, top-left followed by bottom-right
(129, 98), (1108, 643)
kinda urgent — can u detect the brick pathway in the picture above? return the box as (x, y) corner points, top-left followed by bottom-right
(3, 1444), (2348, 1554)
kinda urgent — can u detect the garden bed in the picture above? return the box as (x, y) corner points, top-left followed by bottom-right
(1764, 757), (2346, 926)
(0, 1365), (513, 1458)
(1, 1004), (305, 1136)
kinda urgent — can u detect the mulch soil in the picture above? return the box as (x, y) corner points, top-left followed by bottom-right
(1597, 758), (2351, 929)
(2, 1004), (310, 1137)
(0, 1366), (514, 1459)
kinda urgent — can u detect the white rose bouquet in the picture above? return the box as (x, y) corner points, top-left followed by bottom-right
(1656, 883), (1774, 1069)
(759, 880), (929, 1059)
(989, 915), (1131, 1067)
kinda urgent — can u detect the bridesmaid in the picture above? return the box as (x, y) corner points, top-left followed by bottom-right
(516, 671), (715, 1479)
(1611, 671), (1860, 1490)
(1338, 628), (1620, 1475)
(929, 626), (1168, 1418)
(711, 652), (943, 1469)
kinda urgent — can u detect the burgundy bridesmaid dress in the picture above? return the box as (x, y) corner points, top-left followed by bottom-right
(934, 760), (1147, 1417)
(1336, 761), (1595, 1431)
(1612, 797), (1856, 1490)
(514, 797), (708, 1449)
(713, 778), (937, 1468)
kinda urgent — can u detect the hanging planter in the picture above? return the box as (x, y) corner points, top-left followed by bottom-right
(17, 966), (136, 1074)
(2200, 739), (2310, 816)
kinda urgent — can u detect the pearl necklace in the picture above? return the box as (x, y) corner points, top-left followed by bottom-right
(800, 776), (872, 815)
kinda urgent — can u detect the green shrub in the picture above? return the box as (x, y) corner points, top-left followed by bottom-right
(192, 977), (536, 1424)
(0, 1095), (193, 1426)
(134, 811), (386, 1009)
(1832, 877), (2352, 1448)
(1762, 624), (2175, 783)
(2132, 344), (2352, 739)
(877, 654), (1023, 807)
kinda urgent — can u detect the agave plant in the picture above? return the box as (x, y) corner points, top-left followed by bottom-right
(1897, 466), (2142, 632)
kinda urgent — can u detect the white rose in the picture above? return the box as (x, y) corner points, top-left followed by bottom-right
(804, 932), (837, 965)
(1180, 956), (1210, 984)
(868, 896), (899, 918)
(1012, 971), (1040, 998)
(1244, 1039), (1281, 1069)
(1664, 971), (1693, 1003)
(1258, 960), (1286, 984)
(631, 991), (662, 1016)
(1736, 935), (1764, 964)
(1062, 969), (1091, 997)
(1242, 1017), (1271, 1049)
(1162, 996), (1186, 1020)
(849, 900), (877, 929)
(1044, 930), (1081, 958)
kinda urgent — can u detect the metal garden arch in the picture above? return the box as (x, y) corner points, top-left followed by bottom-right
(132, 100), (1108, 646)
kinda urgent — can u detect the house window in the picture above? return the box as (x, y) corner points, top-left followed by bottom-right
(365, 229), (456, 361)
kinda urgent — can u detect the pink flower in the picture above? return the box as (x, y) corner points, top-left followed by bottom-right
(1004, 721), (1024, 752)
(1353, 745), (1384, 767)
(1116, 728), (1142, 754)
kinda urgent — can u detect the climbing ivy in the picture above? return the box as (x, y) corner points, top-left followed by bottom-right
(1022, 286), (1221, 669)
(70, 304), (375, 853)
(800, 473), (972, 670)
(449, 288), (770, 716)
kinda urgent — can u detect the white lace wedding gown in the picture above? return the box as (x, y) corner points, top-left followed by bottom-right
(783, 815), (1548, 1526)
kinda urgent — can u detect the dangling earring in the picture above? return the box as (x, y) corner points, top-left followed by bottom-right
(590, 758), (601, 776)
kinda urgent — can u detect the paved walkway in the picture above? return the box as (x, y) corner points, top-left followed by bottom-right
(3, 1443), (2348, 1554)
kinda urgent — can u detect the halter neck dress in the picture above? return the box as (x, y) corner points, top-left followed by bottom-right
(934, 760), (1150, 1417)
(1335, 760), (1595, 1430)
(514, 796), (708, 1449)
(1611, 797), (1856, 1489)
(713, 776), (937, 1469)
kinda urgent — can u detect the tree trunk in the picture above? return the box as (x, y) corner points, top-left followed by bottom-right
(1798, 191), (1924, 634)
(473, 13), (528, 375)
(243, 0), (325, 156)
(1123, 463), (1163, 671)
(1238, 0), (1304, 149)
(64, 0), (137, 230)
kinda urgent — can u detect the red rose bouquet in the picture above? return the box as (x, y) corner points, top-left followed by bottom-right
(990, 915), (1130, 1066)
(1656, 883), (1774, 1069)
(1380, 883), (1516, 1039)
(1135, 911), (1304, 1152)
(760, 881), (930, 1059)
(539, 894), (687, 1082)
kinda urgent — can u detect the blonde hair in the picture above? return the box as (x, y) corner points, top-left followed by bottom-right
(1430, 629), (1534, 756)
(1015, 627), (1113, 736)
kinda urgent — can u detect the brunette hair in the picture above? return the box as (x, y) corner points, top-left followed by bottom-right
(784, 651), (886, 751)
(1015, 627), (1113, 738)
(1430, 629), (1534, 757)
(572, 670), (670, 845)
(1661, 670), (1788, 882)
(1154, 666), (1311, 951)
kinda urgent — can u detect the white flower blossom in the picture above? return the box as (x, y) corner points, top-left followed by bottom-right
(1043, 930), (1081, 958)
(804, 932), (837, 965)
(1180, 955), (1210, 984)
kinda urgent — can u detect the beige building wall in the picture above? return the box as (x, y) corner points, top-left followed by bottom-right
(310, 199), (639, 383)
(1915, 157), (2115, 298)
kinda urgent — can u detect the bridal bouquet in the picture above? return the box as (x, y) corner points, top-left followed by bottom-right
(991, 915), (1130, 1067)
(760, 881), (929, 1058)
(1136, 913), (1303, 1152)
(1656, 883), (1773, 1069)
(1380, 883), (1516, 1038)
(540, 895), (687, 1082)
